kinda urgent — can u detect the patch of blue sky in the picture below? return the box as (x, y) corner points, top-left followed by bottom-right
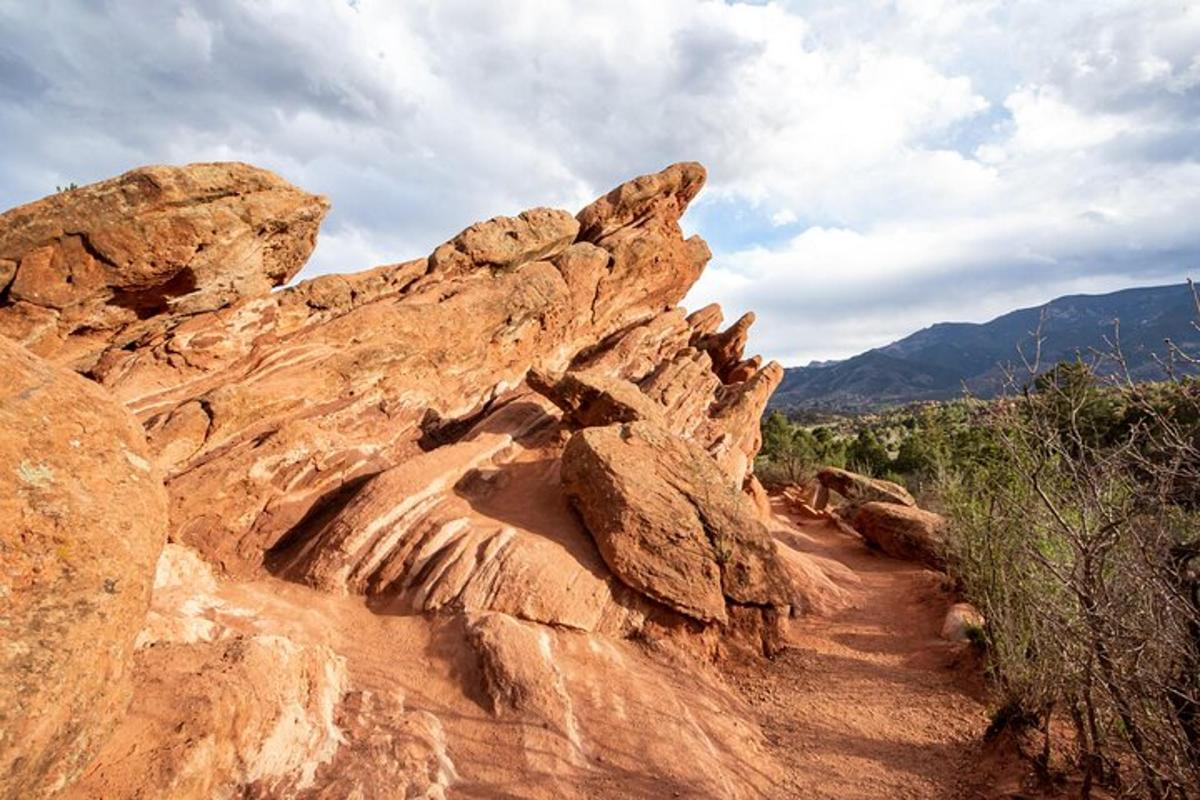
(686, 194), (810, 255)
(924, 103), (1013, 160)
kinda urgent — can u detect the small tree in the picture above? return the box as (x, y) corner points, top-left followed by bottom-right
(758, 412), (843, 484)
(845, 428), (890, 476)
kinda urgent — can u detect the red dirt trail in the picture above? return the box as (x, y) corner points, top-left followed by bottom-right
(726, 505), (993, 799)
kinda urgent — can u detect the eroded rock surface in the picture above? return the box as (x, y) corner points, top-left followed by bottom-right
(852, 501), (947, 569)
(0, 338), (167, 799)
(562, 421), (792, 629)
(65, 635), (347, 800)
(0, 163), (328, 371)
(0, 160), (807, 799)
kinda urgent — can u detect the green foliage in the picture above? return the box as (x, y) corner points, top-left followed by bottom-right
(55, 181), (78, 193)
(930, 364), (1200, 796)
(757, 410), (846, 485)
(892, 433), (935, 476)
(756, 399), (999, 489)
(963, 623), (987, 649)
(845, 429), (890, 476)
(757, 359), (1200, 792)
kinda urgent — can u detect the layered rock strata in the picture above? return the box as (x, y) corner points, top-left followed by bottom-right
(0, 160), (819, 799)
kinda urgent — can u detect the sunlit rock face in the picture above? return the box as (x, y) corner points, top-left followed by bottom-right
(0, 160), (816, 799)
(0, 338), (167, 799)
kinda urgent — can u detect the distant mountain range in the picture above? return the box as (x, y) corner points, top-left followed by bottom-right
(771, 283), (1200, 411)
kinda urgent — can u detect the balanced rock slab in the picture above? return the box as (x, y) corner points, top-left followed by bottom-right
(817, 466), (916, 508)
(562, 421), (791, 624)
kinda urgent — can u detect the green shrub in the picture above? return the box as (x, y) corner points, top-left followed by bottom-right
(933, 362), (1200, 798)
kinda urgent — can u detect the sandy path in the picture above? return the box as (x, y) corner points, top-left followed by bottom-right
(726, 506), (991, 799)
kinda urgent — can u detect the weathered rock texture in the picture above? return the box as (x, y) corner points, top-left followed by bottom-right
(0, 160), (812, 798)
(817, 466), (916, 509)
(0, 338), (167, 799)
(0, 163), (328, 371)
(562, 421), (792, 627)
(852, 501), (947, 569)
(66, 635), (347, 800)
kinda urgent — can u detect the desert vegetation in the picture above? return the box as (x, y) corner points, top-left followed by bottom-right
(762, 320), (1200, 798)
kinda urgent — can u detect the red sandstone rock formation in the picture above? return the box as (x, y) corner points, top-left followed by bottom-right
(852, 501), (948, 570)
(562, 421), (792, 633)
(0, 338), (167, 798)
(0, 160), (821, 798)
(0, 164), (328, 371)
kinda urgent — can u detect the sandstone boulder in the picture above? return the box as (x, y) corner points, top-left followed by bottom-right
(527, 367), (665, 428)
(0, 163), (328, 370)
(0, 338), (167, 798)
(817, 466), (916, 509)
(562, 421), (792, 625)
(941, 602), (986, 642)
(851, 501), (947, 569)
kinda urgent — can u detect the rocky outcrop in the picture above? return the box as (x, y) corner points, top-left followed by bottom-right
(528, 368), (666, 428)
(697, 310), (755, 382)
(64, 635), (348, 800)
(0, 338), (167, 799)
(50, 162), (737, 583)
(0, 163), (328, 371)
(817, 466), (916, 509)
(0, 160), (799, 798)
(575, 161), (706, 244)
(852, 501), (947, 569)
(562, 421), (792, 630)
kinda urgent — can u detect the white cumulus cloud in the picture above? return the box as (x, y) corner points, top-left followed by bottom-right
(0, 0), (1196, 364)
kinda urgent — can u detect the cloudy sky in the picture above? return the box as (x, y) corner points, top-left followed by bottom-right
(2, 1), (1198, 365)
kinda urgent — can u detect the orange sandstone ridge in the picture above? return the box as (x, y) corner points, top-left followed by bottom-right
(1, 162), (841, 799)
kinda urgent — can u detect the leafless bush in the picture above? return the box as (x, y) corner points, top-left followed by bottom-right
(937, 293), (1200, 798)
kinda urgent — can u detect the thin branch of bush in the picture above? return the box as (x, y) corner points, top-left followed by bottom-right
(936, 304), (1200, 798)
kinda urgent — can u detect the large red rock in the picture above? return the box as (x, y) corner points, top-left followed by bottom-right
(852, 501), (947, 569)
(62, 164), (715, 579)
(0, 159), (799, 798)
(817, 466), (916, 508)
(561, 420), (792, 626)
(0, 338), (167, 798)
(0, 163), (329, 371)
